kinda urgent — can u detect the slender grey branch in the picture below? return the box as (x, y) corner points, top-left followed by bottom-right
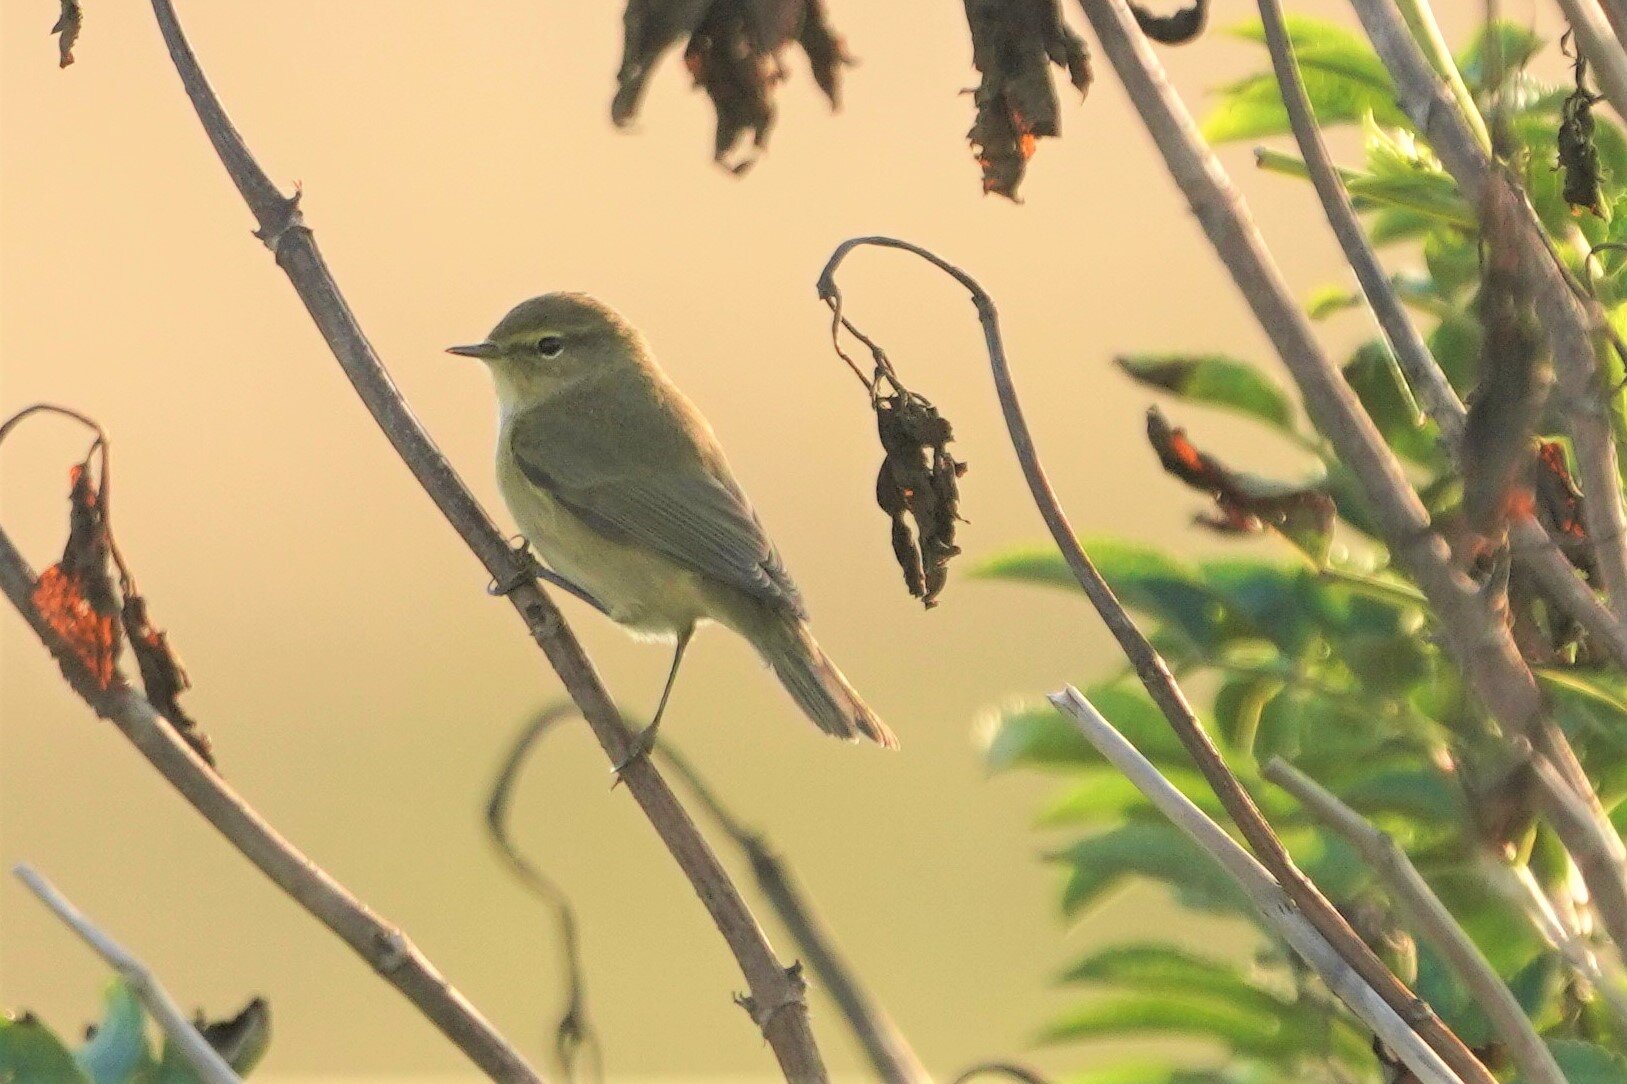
(143, 2), (823, 1077)
(0, 528), (540, 1080)
(13, 864), (242, 1084)
(1253, 0), (1627, 674)
(1050, 689), (1462, 1084)
(1262, 760), (1566, 1084)
(816, 235), (1491, 1084)
(1074, 0), (1625, 966)
(657, 744), (931, 1084)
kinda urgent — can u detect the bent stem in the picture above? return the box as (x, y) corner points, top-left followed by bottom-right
(816, 235), (1490, 1084)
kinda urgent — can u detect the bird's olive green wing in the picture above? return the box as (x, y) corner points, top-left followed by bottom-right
(507, 379), (806, 617)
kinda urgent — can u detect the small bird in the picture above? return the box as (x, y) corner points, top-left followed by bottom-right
(450, 293), (897, 765)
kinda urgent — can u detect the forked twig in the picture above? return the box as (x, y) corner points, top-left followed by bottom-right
(815, 235), (1490, 1084)
(13, 864), (242, 1084)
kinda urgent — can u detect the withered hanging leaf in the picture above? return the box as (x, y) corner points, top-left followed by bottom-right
(1461, 181), (1552, 546)
(197, 998), (272, 1074)
(615, 0), (849, 172)
(32, 463), (121, 691)
(963, 0), (1091, 200)
(1129, 0), (1207, 45)
(122, 593), (213, 765)
(875, 386), (967, 607)
(52, 0), (82, 68)
(1558, 45), (1605, 217)
(1145, 406), (1335, 560)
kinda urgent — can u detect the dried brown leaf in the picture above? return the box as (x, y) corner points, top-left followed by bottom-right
(122, 592), (213, 765)
(52, 0), (82, 68)
(962, 0), (1091, 200)
(875, 388), (966, 607)
(32, 463), (121, 690)
(1130, 0), (1208, 45)
(1145, 406), (1334, 558)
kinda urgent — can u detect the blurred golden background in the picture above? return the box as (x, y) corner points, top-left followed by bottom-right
(0, 0), (1510, 1079)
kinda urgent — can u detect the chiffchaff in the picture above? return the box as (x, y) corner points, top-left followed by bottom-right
(449, 293), (896, 764)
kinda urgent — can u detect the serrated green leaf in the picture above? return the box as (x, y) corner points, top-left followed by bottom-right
(1115, 354), (1296, 431)
(0, 1013), (90, 1084)
(1052, 823), (1250, 916)
(76, 983), (151, 1084)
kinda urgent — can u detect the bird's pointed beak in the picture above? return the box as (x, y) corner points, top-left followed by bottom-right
(446, 341), (501, 360)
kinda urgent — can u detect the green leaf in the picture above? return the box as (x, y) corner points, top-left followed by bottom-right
(1052, 823), (1250, 916)
(1115, 354), (1296, 431)
(982, 701), (1094, 772)
(1042, 993), (1343, 1062)
(1196, 560), (1320, 657)
(76, 983), (151, 1084)
(1337, 766), (1464, 824)
(1204, 17), (1402, 142)
(1456, 23), (1544, 93)
(1039, 766), (1228, 826)
(1343, 341), (1443, 468)
(1061, 944), (1281, 1010)
(0, 1013), (90, 1084)
(1549, 1038), (1627, 1082)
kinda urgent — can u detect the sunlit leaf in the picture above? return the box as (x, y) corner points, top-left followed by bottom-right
(0, 1013), (89, 1083)
(76, 983), (151, 1084)
(1052, 823), (1250, 916)
(1115, 354), (1296, 432)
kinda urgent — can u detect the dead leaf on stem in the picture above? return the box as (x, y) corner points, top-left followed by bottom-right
(52, 1), (82, 68)
(1130, 0), (1208, 45)
(875, 382), (968, 607)
(614, 0), (850, 173)
(123, 592), (213, 765)
(1145, 406), (1334, 560)
(32, 462), (121, 691)
(962, 0), (1091, 200)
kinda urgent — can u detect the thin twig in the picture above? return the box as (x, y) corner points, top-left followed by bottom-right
(1252, 0), (1627, 672)
(13, 864), (241, 1084)
(487, 707), (604, 1083)
(1556, 0), (1627, 121)
(1262, 760), (1566, 1084)
(657, 744), (931, 1084)
(0, 527), (544, 1082)
(1050, 688), (1462, 1084)
(816, 235), (1492, 1084)
(1344, 0), (1627, 952)
(143, 3), (823, 1076)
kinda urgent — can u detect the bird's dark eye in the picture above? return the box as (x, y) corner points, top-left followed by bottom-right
(536, 336), (564, 358)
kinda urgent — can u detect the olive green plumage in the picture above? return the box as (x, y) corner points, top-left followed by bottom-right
(450, 292), (896, 751)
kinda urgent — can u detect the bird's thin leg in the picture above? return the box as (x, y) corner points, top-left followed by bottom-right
(613, 627), (693, 775)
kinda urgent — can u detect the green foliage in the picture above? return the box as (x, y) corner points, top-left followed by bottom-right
(0, 981), (269, 1084)
(980, 17), (1627, 1081)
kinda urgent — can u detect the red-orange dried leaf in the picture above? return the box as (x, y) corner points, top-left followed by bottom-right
(32, 463), (120, 689)
(963, 0), (1091, 199)
(1146, 406), (1335, 559)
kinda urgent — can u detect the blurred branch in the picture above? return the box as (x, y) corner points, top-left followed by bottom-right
(1262, 759), (1566, 1084)
(143, 1), (824, 1077)
(1252, 0), (1627, 672)
(816, 235), (1490, 1084)
(0, 526), (543, 1082)
(487, 706), (603, 1082)
(1344, 0), (1627, 954)
(13, 864), (241, 1084)
(1529, 751), (1627, 954)
(1050, 688), (1463, 1084)
(656, 744), (932, 1084)
(949, 1063), (1054, 1084)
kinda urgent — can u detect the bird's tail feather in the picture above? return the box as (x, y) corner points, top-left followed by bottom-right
(758, 620), (898, 749)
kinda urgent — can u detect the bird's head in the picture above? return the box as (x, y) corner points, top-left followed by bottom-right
(448, 292), (645, 404)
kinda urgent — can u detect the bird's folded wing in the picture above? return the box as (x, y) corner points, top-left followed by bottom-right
(508, 394), (805, 617)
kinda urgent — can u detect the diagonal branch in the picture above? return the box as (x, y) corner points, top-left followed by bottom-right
(0, 528), (543, 1082)
(816, 235), (1492, 1084)
(14, 864), (243, 1084)
(1262, 760), (1566, 1084)
(140, 1), (824, 1078)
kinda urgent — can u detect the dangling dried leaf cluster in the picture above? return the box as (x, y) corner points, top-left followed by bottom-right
(614, 0), (849, 174)
(52, 0), (82, 68)
(961, 0), (1091, 200)
(1558, 36), (1605, 217)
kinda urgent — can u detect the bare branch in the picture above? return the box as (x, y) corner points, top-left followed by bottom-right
(1050, 688), (1463, 1084)
(143, 2), (823, 1076)
(0, 526), (544, 1081)
(1262, 760), (1566, 1084)
(13, 864), (241, 1084)
(817, 235), (1492, 1083)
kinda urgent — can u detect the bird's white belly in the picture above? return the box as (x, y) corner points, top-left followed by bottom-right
(495, 449), (711, 639)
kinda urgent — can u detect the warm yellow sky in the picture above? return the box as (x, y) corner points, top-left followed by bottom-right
(0, 0), (1517, 1079)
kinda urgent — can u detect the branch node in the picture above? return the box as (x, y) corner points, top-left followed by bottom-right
(735, 961), (809, 1033)
(371, 928), (410, 974)
(251, 189), (306, 255)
